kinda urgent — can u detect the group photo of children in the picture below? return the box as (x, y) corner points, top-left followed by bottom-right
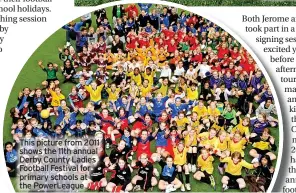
(4, 3), (279, 193)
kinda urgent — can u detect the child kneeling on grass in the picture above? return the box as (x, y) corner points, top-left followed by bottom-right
(220, 151), (259, 192)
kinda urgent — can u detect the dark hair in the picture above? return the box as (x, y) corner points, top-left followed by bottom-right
(265, 98), (273, 103)
(47, 62), (53, 67)
(64, 59), (72, 65)
(54, 125), (62, 130)
(5, 142), (13, 148)
(260, 154), (272, 167)
(10, 107), (16, 118)
(170, 126), (177, 131)
(76, 120), (82, 124)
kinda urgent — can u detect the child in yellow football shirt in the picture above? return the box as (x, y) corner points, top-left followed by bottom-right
(175, 112), (190, 132)
(48, 84), (65, 113)
(141, 66), (155, 86)
(220, 152), (259, 191)
(186, 82), (199, 105)
(229, 132), (247, 157)
(197, 128), (217, 151)
(249, 128), (277, 162)
(173, 140), (193, 191)
(139, 79), (152, 98)
(192, 100), (208, 120)
(193, 148), (216, 190)
(85, 81), (105, 106)
(231, 114), (250, 139)
(214, 130), (231, 175)
(189, 112), (200, 131)
(182, 125), (198, 173)
(207, 101), (221, 121)
(128, 67), (142, 86)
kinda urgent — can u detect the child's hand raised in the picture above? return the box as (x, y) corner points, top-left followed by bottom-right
(269, 136), (275, 144)
(253, 162), (260, 168)
(19, 91), (23, 98)
(29, 90), (35, 96)
(38, 60), (43, 66)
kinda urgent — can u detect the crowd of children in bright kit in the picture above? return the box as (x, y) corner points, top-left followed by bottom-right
(5, 4), (279, 193)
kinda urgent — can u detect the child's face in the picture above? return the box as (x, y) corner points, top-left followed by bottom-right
(6, 144), (13, 152)
(102, 110), (108, 117)
(191, 85), (196, 91)
(79, 78), (85, 85)
(144, 116), (151, 123)
(233, 134), (241, 142)
(141, 131), (148, 140)
(140, 97), (146, 105)
(25, 132), (32, 139)
(101, 103), (107, 109)
(143, 80), (148, 87)
(178, 113), (184, 119)
(72, 88), (77, 95)
(124, 130), (130, 137)
(201, 150), (208, 159)
(177, 143), (184, 152)
(156, 93), (162, 101)
(61, 100), (67, 107)
(198, 102), (204, 108)
(210, 130), (217, 138)
(213, 72), (218, 78)
(233, 156), (240, 164)
(76, 123), (81, 129)
(18, 121), (24, 129)
(261, 157), (268, 166)
(140, 155), (148, 165)
(55, 88), (61, 94)
(48, 64), (53, 70)
(26, 124), (32, 131)
(256, 71), (262, 78)
(89, 125), (95, 131)
(262, 130), (269, 139)
(36, 89), (42, 96)
(146, 69), (151, 75)
(242, 119), (249, 126)
(118, 159), (125, 168)
(31, 121), (38, 128)
(166, 157), (173, 167)
(161, 113), (167, 119)
(192, 113), (198, 120)
(55, 127), (62, 134)
(258, 114), (264, 122)
(171, 129), (177, 135)
(111, 84), (116, 90)
(163, 79), (168, 86)
(219, 133), (226, 141)
(176, 99), (181, 106)
(122, 97), (127, 104)
(119, 109), (125, 116)
(210, 102), (216, 109)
